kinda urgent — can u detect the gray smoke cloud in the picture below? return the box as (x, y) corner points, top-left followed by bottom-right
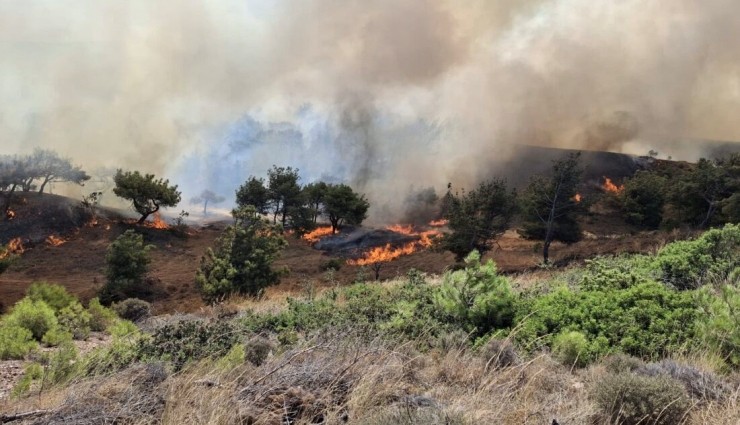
(1, 0), (739, 220)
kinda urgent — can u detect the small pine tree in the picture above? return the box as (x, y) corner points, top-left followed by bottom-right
(113, 170), (181, 223)
(196, 206), (287, 303)
(100, 230), (153, 303)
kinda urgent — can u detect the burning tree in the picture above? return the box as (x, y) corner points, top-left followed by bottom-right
(191, 189), (225, 216)
(196, 206), (287, 303)
(323, 183), (370, 234)
(440, 179), (518, 261)
(520, 152), (585, 264)
(113, 170), (182, 224)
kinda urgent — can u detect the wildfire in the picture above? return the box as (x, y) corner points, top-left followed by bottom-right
(302, 226), (335, 244)
(602, 177), (624, 194)
(45, 235), (66, 247)
(147, 212), (169, 229)
(1, 237), (25, 259)
(6, 210), (16, 220)
(429, 219), (449, 227)
(348, 225), (441, 266)
(572, 193), (582, 203)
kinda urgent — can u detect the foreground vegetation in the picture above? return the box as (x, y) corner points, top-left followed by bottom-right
(1, 224), (738, 424)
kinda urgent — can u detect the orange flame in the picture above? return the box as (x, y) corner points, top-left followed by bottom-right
(602, 177), (624, 194)
(45, 235), (66, 247)
(6, 210), (16, 220)
(148, 212), (169, 229)
(349, 226), (441, 265)
(572, 193), (582, 203)
(1, 237), (25, 259)
(429, 219), (449, 227)
(302, 226), (335, 244)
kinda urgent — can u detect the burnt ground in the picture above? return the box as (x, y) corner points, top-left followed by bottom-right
(0, 190), (691, 315)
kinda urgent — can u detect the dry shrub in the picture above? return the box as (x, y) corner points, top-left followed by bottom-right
(26, 363), (168, 424)
(480, 338), (519, 370)
(590, 372), (691, 425)
(244, 335), (274, 366)
(636, 359), (730, 402)
(601, 353), (643, 374)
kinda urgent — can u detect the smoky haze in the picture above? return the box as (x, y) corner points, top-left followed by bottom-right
(1, 0), (739, 221)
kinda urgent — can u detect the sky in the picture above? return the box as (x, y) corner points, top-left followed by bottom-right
(1, 0), (739, 217)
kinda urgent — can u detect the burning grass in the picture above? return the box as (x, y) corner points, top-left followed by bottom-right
(45, 234), (66, 247)
(1, 237), (25, 259)
(602, 176), (624, 194)
(302, 226), (335, 244)
(347, 225), (441, 266)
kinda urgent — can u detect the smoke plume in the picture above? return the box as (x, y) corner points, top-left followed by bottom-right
(1, 0), (739, 220)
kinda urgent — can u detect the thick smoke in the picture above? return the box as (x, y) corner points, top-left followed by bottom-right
(1, 0), (739, 220)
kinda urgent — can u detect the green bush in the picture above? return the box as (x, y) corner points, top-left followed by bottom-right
(83, 320), (141, 376)
(656, 224), (740, 289)
(137, 320), (239, 371)
(58, 301), (92, 340)
(579, 255), (657, 291)
(695, 284), (740, 368)
(552, 331), (590, 367)
(434, 251), (516, 336)
(516, 281), (697, 360)
(41, 327), (73, 346)
(5, 298), (59, 340)
(112, 298), (151, 322)
(87, 297), (118, 332)
(11, 363), (43, 398)
(591, 373), (690, 425)
(319, 258), (343, 272)
(101, 230), (153, 303)
(45, 340), (81, 386)
(26, 282), (76, 312)
(0, 324), (38, 360)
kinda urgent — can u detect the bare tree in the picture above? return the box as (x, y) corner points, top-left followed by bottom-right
(190, 189), (225, 216)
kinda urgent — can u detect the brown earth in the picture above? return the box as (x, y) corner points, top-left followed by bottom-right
(0, 193), (688, 315)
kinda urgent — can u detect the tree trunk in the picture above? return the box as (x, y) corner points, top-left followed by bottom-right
(543, 240), (551, 265)
(372, 263), (382, 280)
(38, 176), (51, 194)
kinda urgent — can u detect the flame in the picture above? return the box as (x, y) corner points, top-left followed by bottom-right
(6, 210), (16, 220)
(148, 212), (169, 229)
(302, 226), (335, 244)
(429, 219), (448, 227)
(572, 193), (582, 203)
(1, 237), (25, 259)
(602, 177), (624, 194)
(349, 225), (441, 265)
(45, 235), (66, 246)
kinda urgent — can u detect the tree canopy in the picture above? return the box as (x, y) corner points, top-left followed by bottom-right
(267, 166), (302, 227)
(440, 179), (517, 261)
(196, 206), (287, 303)
(24, 149), (90, 193)
(191, 189), (225, 216)
(113, 170), (181, 223)
(323, 184), (370, 234)
(236, 176), (269, 215)
(520, 152), (585, 264)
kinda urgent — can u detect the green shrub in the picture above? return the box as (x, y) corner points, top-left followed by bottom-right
(87, 297), (118, 332)
(591, 373), (690, 425)
(11, 363), (43, 398)
(112, 298), (151, 322)
(695, 284), (740, 368)
(41, 327), (73, 346)
(83, 320), (141, 376)
(656, 224), (740, 289)
(552, 331), (590, 367)
(5, 298), (59, 340)
(0, 324), (38, 359)
(101, 230), (153, 303)
(58, 301), (92, 339)
(579, 255), (657, 291)
(516, 281), (697, 360)
(137, 320), (239, 371)
(45, 340), (81, 386)
(434, 251), (516, 336)
(26, 282), (76, 312)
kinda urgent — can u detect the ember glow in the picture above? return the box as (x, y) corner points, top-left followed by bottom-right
(429, 219), (449, 227)
(602, 177), (625, 194)
(573, 193), (583, 203)
(6, 210), (16, 220)
(45, 235), (66, 247)
(1, 237), (25, 259)
(302, 226), (335, 244)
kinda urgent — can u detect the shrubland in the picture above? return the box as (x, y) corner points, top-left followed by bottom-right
(2, 224), (739, 424)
